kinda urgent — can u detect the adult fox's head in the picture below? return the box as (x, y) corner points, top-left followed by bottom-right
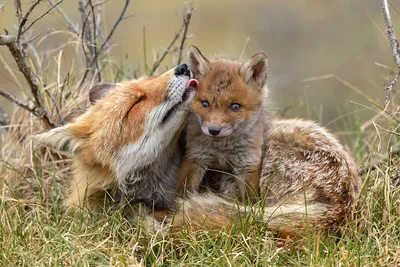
(187, 45), (268, 138)
(34, 64), (198, 180)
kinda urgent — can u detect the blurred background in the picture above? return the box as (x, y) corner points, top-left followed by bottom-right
(0, 0), (395, 144)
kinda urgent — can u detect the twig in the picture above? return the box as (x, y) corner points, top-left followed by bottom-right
(45, 90), (64, 125)
(382, 0), (400, 105)
(16, 0), (42, 42)
(79, 4), (92, 68)
(177, 4), (194, 64)
(0, 34), (14, 45)
(0, 34), (55, 128)
(47, 0), (79, 35)
(386, 70), (400, 104)
(14, 0), (22, 22)
(0, 0), (7, 11)
(151, 4), (195, 74)
(0, 107), (10, 126)
(88, 0), (101, 82)
(79, 0), (131, 86)
(22, 0), (64, 35)
(0, 88), (38, 116)
(151, 27), (184, 75)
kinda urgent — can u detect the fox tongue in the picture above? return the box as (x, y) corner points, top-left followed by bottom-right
(186, 79), (199, 89)
(182, 79), (199, 101)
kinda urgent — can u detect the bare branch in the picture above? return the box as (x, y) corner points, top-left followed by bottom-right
(151, 4), (195, 74)
(80, 0), (131, 86)
(97, 0), (130, 56)
(0, 88), (38, 116)
(16, 0), (42, 42)
(47, 0), (79, 35)
(386, 70), (400, 104)
(45, 90), (64, 125)
(151, 28), (184, 75)
(88, 0), (101, 82)
(22, 0), (64, 35)
(177, 4), (194, 64)
(382, 0), (400, 105)
(0, 108), (10, 127)
(79, 0), (92, 68)
(14, 0), (23, 22)
(0, 0), (7, 11)
(0, 34), (55, 128)
(0, 34), (14, 45)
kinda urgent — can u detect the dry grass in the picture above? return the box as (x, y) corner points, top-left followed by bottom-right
(1, 146), (400, 265)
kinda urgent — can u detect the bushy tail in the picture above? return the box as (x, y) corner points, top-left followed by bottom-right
(168, 193), (331, 240)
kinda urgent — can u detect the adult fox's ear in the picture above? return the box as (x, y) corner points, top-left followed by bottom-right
(31, 122), (88, 156)
(239, 52), (268, 89)
(187, 45), (211, 78)
(89, 83), (117, 104)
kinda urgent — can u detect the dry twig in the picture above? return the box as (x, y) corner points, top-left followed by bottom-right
(151, 4), (194, 74)
(0, 107), (10, 126)
(22, 0), (64, 35)
(47, 0), (79, 35)
(16, 0), (42, 42)
(0, 88), (39, 116)
(177, 3), (194, 64)
(79, 0), (131, 86)
(382, 0), (400, 105)
(0, 0), (55, 128)
(0, 0), (7, 11)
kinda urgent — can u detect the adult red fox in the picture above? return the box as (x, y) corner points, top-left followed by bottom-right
(34, 64), (199, 213)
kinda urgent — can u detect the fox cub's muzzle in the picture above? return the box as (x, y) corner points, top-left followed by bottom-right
(208, 125), (221, 136)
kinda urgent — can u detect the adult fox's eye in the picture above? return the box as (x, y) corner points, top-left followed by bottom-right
(230, 103), (241, 112)
(201, 101), (209, 108)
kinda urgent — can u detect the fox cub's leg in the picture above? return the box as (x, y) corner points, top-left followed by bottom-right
(241, 165), (261, 204)
(177, 158), (207, 196)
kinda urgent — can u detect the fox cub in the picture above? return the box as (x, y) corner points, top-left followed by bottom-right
(172, 46), (361, 240)
(177, 45), (268, 203)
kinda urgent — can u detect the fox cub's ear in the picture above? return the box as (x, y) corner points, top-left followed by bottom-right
(31, 123), (86, 156)
(187, 45), (211, 77)
(89, 83), (116, 104)
(239, 52), (268, 89)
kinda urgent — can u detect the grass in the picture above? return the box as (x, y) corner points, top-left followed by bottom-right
(1, 102), (400, 266)
(1, 157), (400, 266)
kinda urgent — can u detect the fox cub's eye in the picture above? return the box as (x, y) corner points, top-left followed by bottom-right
(230, 103), (241, 112)
(201, 101), (209, 108)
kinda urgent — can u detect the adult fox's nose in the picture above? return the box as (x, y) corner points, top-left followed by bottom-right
(208, 126), (221, 136)
(174, 64), (190, 76)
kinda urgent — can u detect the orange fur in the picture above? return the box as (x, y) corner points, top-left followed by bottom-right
(33, 67), (194, 209)
(178, 47), (267, 203)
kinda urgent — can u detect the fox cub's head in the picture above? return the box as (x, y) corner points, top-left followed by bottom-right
(187, 45), (268, 138)
(33, 64), (198, 171)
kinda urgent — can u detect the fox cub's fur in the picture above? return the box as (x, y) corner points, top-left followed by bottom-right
(172, 46), (362, 239)
(33, 64), (198, 212)
(177, 46), (268, 203)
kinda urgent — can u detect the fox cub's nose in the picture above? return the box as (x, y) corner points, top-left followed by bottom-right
(208, 126), (221, 136)
(174, 64), (190, 76)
